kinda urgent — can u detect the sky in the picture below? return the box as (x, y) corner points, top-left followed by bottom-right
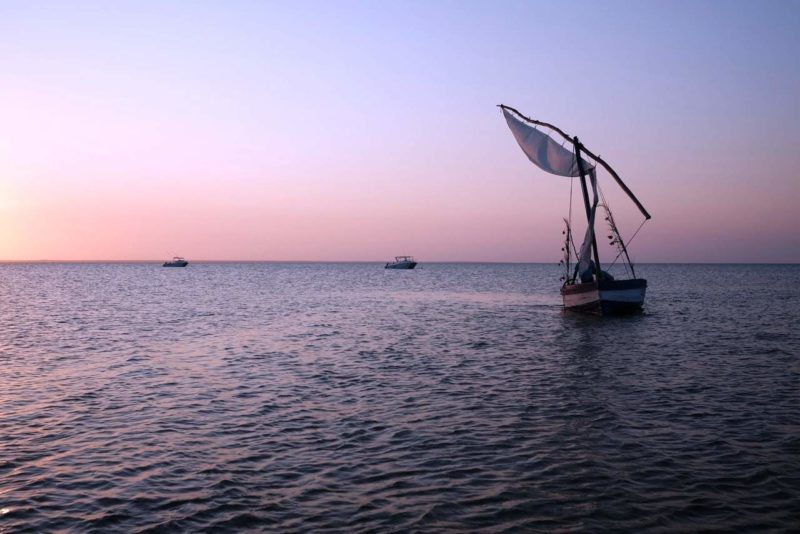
(1, 0), (798, 262)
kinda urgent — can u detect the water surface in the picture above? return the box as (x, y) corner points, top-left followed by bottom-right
(1, 263), (798, 531)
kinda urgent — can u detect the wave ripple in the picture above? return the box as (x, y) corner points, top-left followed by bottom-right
(1, 263), (799, 531)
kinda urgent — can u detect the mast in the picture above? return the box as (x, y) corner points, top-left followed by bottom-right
(498, 104), (651, 220)
(574, 138), (602, 281)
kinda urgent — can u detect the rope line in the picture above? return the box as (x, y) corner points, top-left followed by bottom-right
(606, 218), (647, 270)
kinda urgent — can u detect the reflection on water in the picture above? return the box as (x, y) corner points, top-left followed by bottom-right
(1, 263), (798, 531)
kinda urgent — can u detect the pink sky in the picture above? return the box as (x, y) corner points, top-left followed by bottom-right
(1, 1), (798, 262)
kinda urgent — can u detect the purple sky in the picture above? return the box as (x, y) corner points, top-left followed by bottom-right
(1, 0), (798, 262)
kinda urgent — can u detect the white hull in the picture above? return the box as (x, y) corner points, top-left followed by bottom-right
(562, 287), (600, 308)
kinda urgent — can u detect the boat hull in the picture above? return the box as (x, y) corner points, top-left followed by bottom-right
(385, 261), (417, 269)
(163, 261), (188, 267)
(561, 278), (646, 315)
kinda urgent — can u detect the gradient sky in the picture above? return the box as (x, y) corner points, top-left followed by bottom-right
(1, 0), (798, 262)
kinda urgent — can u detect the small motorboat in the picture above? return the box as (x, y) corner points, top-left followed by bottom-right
(163, 256), (188, 267)
(385, 256), (417, 269)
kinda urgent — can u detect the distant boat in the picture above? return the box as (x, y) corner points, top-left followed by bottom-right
(385, 256), (417, 269)
(500, 104), (651, 315)
(163, 256), (188, 267)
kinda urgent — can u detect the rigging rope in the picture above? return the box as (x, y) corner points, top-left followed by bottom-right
(606, 218), (647, 270)
(568, 178), (578, 257)
(595, 180), (650, 276)
(596, 182), (630, 277)
(568, 176), (574, 234)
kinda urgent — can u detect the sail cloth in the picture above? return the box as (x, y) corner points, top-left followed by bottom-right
(502, 109), (595, 177)
(577, 168), (599, 281)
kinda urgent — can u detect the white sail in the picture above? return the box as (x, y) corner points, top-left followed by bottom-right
(502, 109), (595, 178)
(576, 168), (598, 281)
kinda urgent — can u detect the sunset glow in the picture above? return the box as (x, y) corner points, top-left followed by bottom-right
(1, 1), (798, 262)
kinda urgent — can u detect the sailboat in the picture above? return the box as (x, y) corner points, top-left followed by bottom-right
(500, 105), (651, 315)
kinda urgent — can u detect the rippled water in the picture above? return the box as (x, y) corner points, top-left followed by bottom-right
(1, 263), (798, 532)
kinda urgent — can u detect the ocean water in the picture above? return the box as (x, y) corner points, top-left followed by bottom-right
(1, 263), (798, 532)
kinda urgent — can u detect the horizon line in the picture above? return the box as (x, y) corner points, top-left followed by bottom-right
(1, 260), (798, 265)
